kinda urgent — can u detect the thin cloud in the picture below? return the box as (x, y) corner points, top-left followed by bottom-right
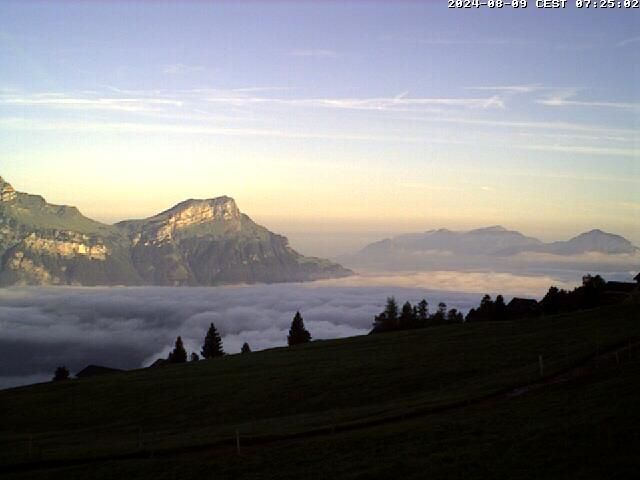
(466, 85), (543, 94)
(401, 114), (638, 140)
(0, 93), (183, 112)
(381, 35), (537, 48)
(162, 63), (206, 75)
(522, 144), (639, 158)
(205, 94), (505, 111)
(0, 117), (444, 145)
(538, 91), (639, 111)
(290, 49), (339, 58)
(618, 201), (640, 211)
(505, 170), (640, 185)
(617, 35), (640, 47)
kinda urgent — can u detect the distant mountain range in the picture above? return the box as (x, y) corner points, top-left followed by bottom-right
(360, 226), (638, 257)
(341, 226), (639, 274)
(0, 177), (351, 286)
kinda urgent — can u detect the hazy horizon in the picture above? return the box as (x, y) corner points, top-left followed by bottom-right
(1, 1), (638, 257)
(4, 174), (640, 259)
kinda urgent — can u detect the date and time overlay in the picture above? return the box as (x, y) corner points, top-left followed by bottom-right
(448, 0), (638, 8)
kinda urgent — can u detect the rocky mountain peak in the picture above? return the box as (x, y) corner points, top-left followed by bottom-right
(170, 196), (240, 222)
(0, 176), (17, 202)
(471, 225), (508, 233)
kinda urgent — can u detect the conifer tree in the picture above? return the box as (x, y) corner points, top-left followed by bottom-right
(53, 366), (70, 381)
(432, 302), (447, 323)
(384, 297), (399, 328)
(288, 311), (312, 346)
(241, 342), (252, 354)
(201, 323), (225, 358)
(399, 301), (415, 329)
(371, 312), (389, 334)
(190, 352), (200, 362)
(494, 294), (507, 321)
(168, 336), (187, 363)
(446, 308), (464, 323)
(417, 299), (429, 323)
(478, 294), (495, 321)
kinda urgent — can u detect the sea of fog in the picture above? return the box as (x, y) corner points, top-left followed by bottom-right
(0, 271), (586, 389)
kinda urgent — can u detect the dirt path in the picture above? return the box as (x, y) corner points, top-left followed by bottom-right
(3, 338), (638, 475)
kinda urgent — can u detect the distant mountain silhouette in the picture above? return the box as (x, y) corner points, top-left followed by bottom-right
(358, 226), (637, 258)
(361, 226), (543, 257)
(341, 226), (639, 274)
(534, 230), (637, 256)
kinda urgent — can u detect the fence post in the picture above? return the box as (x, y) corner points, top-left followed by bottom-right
(539, 355), (544, 378)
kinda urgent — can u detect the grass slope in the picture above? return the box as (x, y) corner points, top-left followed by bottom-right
(2, 194), (117, 235)
(1, 302), (639, 478)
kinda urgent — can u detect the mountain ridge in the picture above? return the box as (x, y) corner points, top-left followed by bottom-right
(339, 224), (640, 273)
(0, 177), (351, 286)
(358, 225), (638, 258)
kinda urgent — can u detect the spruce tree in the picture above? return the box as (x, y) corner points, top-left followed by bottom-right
(399, 301), (415, 329)
(371, 312), (389, 334)
(190, 352), (200, 362)
(241, 342), (252, 354)
(494, 295), (507, 321)
(384, 297), (399, 328)
(446, 308), (464, 323)
(201, 323), (225, 358)
(478, 294), (494, 321)
(417, 299), (429, 323)
(168, 336), (187, 363)
(288, 311), (311, 346)
(53, 366), (70, 381)
(432, 302), (447, 323)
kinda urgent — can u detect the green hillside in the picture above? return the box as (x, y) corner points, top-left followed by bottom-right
(1, 302), (639, 479)
(0, 193), (116, 235)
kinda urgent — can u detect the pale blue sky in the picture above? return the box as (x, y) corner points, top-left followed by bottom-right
(0, 1), (638, 254)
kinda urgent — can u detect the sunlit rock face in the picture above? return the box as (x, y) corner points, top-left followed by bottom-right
(117, 196), (351, 286)
(20, 232), (109, 260)
(130, 197), (242, 244)
(0, 177), (352, 286)
(0, 177), (17, 202)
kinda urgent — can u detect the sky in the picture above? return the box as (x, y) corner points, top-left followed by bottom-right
(0, 0), (638, 256)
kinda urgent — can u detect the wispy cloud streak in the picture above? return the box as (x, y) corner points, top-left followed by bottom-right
(290, 49), (339, 58)
(617, 35), (640, 47)
(204, 94), (505, 111)
(539, 91), (639, 111)
(0, 93), (183, 112)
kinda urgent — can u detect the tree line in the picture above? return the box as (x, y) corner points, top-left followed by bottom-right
(371, 297), (463, 334)
(52, 273), (635, 380)
(53, 311), (313, 380)
(371, 274), (627, 334)
(164, 311), (314, 365)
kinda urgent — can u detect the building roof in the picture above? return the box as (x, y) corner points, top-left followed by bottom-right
(507, 297), (539, 307)
(75, 365), (123, 378)
(605, 281), (637, 293)
(148, 358), (169, 368)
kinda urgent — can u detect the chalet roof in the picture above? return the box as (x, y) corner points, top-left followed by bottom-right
(148, 358), (169, 368)
(75, 365), (123, 378)
(605, 281), (637, 293)
(507, 297), (538, 307)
